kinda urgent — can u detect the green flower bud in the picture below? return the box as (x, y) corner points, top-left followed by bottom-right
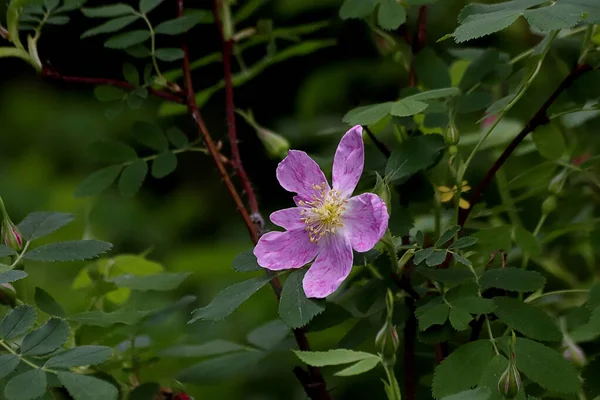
(373, 173), (391, 217)
(448, 145), (458, 156)
(541, 195), (557, 215)
(563, 340), (586, 368)
(498, 362), (521, 399)
(444, 121), (459, 145)
(375, 321), (399, 364)
(548, 170), (568, 195)
(257, 127), (290, 160)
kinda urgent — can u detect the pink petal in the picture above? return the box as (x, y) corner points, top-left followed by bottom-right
(332, 126), (364, 198)
(276, 150), (329, 201)
(254, 229), (317, 271)
(270, 208), (304, 230)
(343, 193), (389, 252)
(303, 234), (353, 298)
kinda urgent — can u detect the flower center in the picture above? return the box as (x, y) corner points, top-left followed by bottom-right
(298, 183), (347, 243)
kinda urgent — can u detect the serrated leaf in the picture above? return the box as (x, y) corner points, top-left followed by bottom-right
(478, 354), (513, 400)
(232, 250), (262, 272)
(453, 10), (521, 43)
(58, 372), (118, 400)
(523, 3), (583, 32)
(159, 340), (247, 358)
(151, 152), (177, 178)
(449, 297), (495, 315)
(82, 15), (140, 38)
(18, 212), (75, 241)
(416, 230), (425, 246)
(342, 102), (393, 126)
(4, 368), (46, 400)
(46, 15), (69, 24)
(45, 346), (112, 368)
(377, 0), (406, 30)
(74, 165), (122, 197)
(166, 127), (189, 148)
(177, 351), (266, 384)
(132, 121), (168, 151)
(0, 355), (19, 379)
(339, 0), (378, 19)
(414, 247), (434, 265)
(335, 357), (380, 376)
(109, 272), (190, 291)
(21, 318), (69, 356)
(494, 297), (561, 342)
(294, 349), (378, 366)
(416, 267), (475, 285)
(155, 48), (184, 61)
(105, 30), (150, 49)
(448, 237), (477, 250)
(246, 320), (289, 350)
(279, 269), (325, 328)
(432, 340), (494, 399)
(93, 85), (126, 102)
(0, 245), (16, 257)
(34, 287), (66, 317)
(190, 275), (273, 322)
(386, 134), (445, 184)
(442, 387), (491, 400)
(426, 250), (448, 266)
(436, 226), (461, 248)
(155, 15), (201, 35)
(407, 87), (461, 101)
(479, 268), (545, 292)
(24, 240), (112, 262)
(82, 4), (135, 17)
(139, 0), (164, 13)
(1, 305), (36, 339)
(390, 98), (428, 117)
(449, 307), (473, 331)
(70, 308), (149, 327)
(118, 159), (147, 197)
(416, 301), (450, 330)
(513, 337), (580, 394)
(0, 270), (27, 285)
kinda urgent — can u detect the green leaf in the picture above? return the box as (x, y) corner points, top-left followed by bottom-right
(532, 123), (565, 160)
(81, 15), (140, 38)
(294, 349), (378, 366)
(436, 226), (460, 248)
(105, 30), (151, 49)
(118, 159), (147, 197)
(407, 87), (461, 101)
(432, 340), (494, 399)
(58, 372), (118, 400)
(414, 48), (451, 89)
(1, 305), (36, 339)
(582, 356), (600, 397)
(448, 307), (473, 331)
(390, 98), (429, 117)
(34, 287), (66, 317)
(0, 270), (27, 285)
(514, 226), (541, 257)
(155, 15), (201, 35)
(4, 368), (47, 400)
(82, 4), (135, 17)
(448, 237), (477, 250)
(472, 226), (512, 253)
(335, 357), (380, 376)
(339, 0), (377, 19)
(478, 354), (512, 400)
(88, 140), (137, 164)
(416, 267), (475, 285)
(426, 250), (448, 267)
(416, 301), (450, 330)
(21, 318), (69, 356)
(132, 121), (168, 151)
(441, 387), (491, 400)
(0, 245), (16, 257)
(74, 165), (122, 197)
(377, 0), (406, 30)
(122, 63), (139, 86)
(24, 240), (112, 262)
(459, 50), (500, 91)
(126, 44), (151, 58)
(18, 212), (74, 241)
(139, 0), (164, 13)
(190, 275), (273, 322)
(523, 3), (583, 32)
(479, 268), (545, 292)
(155, 48), (184, 61)
(0, 355), (19, 379)
(513, 337), (580, 394)
(449, 297), (495, 315)
(246, 320), (289, 350)
(414, 247), (434, 265)
(386, 135), (445, 184)
(494, 297), (561, 342)
(166, 127), (189, 148)
(46, 15), (69, 24)
(342, 102), (393, 126)
(151, 152), (177, 178)
(178, 352), (266, 384)
(232, 250), (262, 272)
(45, 346), (112, 368)
(109, 272), (190, 291)
(69, 308), (149, 327)
(453, 10), (521, 43)
(279, 269), (325, 328)
(93, 85), (126, 102)
(159, 340), (247, 358)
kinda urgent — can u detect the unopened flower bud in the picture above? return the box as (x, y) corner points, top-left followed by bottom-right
(2, 220), (22, 251)
(498, 362), (521, 399)
(373, 174), (391, 216)
(257, 127), (290, 159)
(563, 340), (586, 368)
(375, 322), (399, 364)
(444, 121), (459, 145)
(448, 145), (458, 156)
(548, 170), (568, 195)
(541, 195), (557, 215)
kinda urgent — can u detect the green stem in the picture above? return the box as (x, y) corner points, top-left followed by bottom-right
(485, 317), (500, 355)
(521, 213), (548, 271)
(383, 362), (402, 400)
(0, 339), (51, 372)
(9, 240), (31, 269)
(382, 230), (399, 272)
(495, 167), (521, 227)
(578, 24), (595, 65)
(121, 146), (207, 167)
(140, 13), (164, 82)
(524, 289), (589, 304)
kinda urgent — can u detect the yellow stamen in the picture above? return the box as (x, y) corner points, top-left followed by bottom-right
(299, 182), (347, 243)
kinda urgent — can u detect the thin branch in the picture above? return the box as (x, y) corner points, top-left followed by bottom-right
(363, 125), (391, 158)
(407, 6), (428, 87)
(458, 63), (593, 227)
(213, 0), (262, 223)
(40, 66), (185, 104)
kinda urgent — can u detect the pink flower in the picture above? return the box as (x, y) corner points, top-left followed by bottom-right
(253, 126), (389, 298)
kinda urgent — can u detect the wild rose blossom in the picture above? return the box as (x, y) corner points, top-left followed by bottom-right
(254, 126), (389, 298)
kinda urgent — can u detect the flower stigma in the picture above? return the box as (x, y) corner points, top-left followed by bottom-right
(298, 183), (347, 243)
